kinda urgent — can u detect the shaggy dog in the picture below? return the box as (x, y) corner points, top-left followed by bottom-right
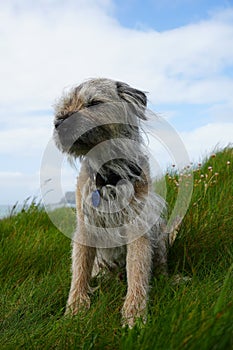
(53, 78), (168, 327)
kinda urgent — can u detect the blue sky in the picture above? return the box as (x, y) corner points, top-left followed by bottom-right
(0, 0), (233, 204)
(114, 0), (232, 31)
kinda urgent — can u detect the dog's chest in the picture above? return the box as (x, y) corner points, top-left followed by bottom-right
(96, 246), (126, 269)
(81, 178), (137, 226)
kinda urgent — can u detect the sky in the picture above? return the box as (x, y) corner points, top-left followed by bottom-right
(0, 0), (233, 205)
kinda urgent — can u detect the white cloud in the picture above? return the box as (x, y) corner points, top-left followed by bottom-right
(146, 119), (233, 170)
(0, 2), (233, 111)
(0, 1), (118, 110)
(207, 102), (233, 122)
(181, 122), (233, 162)
(0, 126), (51, 156)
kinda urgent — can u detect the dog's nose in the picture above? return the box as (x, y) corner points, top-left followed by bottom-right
(54, 119), (64, 128)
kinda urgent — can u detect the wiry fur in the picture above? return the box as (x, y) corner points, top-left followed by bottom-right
(53, 78), (169, 328)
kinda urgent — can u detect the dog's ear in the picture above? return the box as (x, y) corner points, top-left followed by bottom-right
(116, 81), (147, 119)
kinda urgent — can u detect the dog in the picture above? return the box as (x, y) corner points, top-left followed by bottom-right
(53, 78), (168, 328)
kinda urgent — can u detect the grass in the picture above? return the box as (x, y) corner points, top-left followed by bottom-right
(1, 147), (233, 349)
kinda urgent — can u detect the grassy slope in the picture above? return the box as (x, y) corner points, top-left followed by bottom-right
(0, 148), (233, 349)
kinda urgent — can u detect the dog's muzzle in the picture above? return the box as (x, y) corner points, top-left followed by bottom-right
(54, 112), (139, 156)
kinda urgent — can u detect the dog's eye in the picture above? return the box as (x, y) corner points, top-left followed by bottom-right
(86, 100), (103, 108)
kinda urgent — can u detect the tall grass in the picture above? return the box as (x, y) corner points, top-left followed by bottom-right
(1, 148), (232, 349)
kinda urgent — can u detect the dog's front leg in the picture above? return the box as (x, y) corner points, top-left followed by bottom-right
(122, 236), (152, 328)
(65, 239), (96, 315)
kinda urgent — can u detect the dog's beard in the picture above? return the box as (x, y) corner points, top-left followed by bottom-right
(54, 122), (141, 157)
(53, 101), (144, 157)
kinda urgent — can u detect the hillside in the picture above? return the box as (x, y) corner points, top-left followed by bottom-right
(0, 148), (232, 349)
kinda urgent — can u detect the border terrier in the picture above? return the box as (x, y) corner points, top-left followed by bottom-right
(53, 78), (168, 328)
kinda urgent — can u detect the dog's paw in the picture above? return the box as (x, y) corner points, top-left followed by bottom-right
(121, 298), (147, 329)
(122, 311), (147, 329)
(65, 294), (91, 316)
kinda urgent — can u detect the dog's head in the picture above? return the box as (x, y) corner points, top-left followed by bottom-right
(53, 78), (147, 157)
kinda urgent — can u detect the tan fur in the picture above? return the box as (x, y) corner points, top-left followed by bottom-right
(54, 78), (168, 327)
(122, 236), (153, 327)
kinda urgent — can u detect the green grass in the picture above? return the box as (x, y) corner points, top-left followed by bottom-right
(1, 148), (233, 349)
